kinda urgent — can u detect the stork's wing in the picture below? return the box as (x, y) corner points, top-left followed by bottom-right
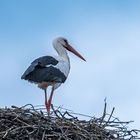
(21, 56), (66, 83)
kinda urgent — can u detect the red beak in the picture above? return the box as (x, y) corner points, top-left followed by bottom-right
(66, 44), (86, 61)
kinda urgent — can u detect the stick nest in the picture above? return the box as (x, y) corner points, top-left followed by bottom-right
(0, 103), (139, 140)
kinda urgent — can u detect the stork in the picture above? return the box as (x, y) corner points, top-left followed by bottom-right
(21, 37), (86, 114)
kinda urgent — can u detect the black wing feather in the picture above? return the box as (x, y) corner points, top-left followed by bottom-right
(21, 56), (66, 83)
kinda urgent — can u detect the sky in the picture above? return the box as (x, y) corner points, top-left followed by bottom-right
(0, 0), (140, 132)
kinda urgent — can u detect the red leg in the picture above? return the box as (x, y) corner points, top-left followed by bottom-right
(44, 89), (48, 111)
(47, 87), (55, 115)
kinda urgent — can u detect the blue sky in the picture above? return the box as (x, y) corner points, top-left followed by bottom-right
(0, 0), (140, 131)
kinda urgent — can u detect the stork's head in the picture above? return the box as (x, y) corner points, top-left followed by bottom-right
(53, 37), (86, 61)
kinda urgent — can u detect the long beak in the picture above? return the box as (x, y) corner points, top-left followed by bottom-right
(65, 44), (86, 61)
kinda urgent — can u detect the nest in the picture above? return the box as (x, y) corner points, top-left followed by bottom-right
(0, 102), (139, 140)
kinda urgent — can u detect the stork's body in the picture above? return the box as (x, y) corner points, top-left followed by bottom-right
(21, 37), (85, 114)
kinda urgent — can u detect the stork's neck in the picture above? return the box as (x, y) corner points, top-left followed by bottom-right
(54, 44), (70, 62)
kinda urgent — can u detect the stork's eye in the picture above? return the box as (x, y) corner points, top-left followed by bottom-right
(63, 39), (68, 44)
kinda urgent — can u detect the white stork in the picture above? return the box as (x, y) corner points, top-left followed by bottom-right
(21, 37), (86, 114)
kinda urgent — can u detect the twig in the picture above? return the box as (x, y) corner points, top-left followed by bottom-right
(0, 103), (139, 140)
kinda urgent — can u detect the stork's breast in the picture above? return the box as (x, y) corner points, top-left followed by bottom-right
(54, 61), (70, 78)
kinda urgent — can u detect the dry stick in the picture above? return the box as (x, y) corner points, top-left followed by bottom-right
(2, 126), (15, 138)
(105, 107), (115, 127)
(51, 104), (62, 119)
(41, 130), (46, 140)
(100, 98), (107, 125)
(0, 104), (139, 140)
